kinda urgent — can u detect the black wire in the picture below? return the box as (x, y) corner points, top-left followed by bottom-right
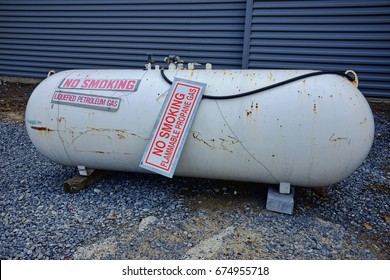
(160, 69), (355, 100)
(161, 68), (173, 85)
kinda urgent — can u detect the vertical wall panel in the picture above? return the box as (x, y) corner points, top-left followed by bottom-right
(0, 0), (246, 78)
(247, 0), (390, 97)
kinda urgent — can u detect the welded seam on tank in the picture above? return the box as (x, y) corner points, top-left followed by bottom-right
(54, 70), (76, 165)
(215, 101), (279, 183)
(56, 102), (74, 166)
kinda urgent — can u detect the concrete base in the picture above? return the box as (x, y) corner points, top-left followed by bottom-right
(266, 185), (295, 214)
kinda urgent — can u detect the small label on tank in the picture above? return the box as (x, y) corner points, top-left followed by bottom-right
(51, 91), (121, 112)
(139, 78), (207, 178)
(58, 78), (140, 92)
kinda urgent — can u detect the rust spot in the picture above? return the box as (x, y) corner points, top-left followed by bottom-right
(313, 103), (317, 113)
(359, 118), (368, 125)
(329, 133), (350, 143)
(219, 138), (233, 153)
(192, 132), (212, 148)
(95, 151), (105, 154)
(330, 137), (349, 142)
(31, 126), (54, 132)
(117, 133), (125, 139)
(246, 111), (252, 117)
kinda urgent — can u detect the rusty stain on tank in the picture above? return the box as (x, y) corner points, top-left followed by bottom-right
(269, 73), (275, 82)
(219, 138), (233, 153)
(67, 128), (147, 145)
(246, 101), (259, 117)
(359, 118), (368, 125)
(329, 133), (350, 143)
(226, 135), (241, 145)
(31, 126), (54, 132)
(192, 132), (213, 148)
(313, 103), (317, 113)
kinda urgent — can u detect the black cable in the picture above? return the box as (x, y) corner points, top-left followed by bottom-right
(160, 69), (355, 100)
(160, 68), (173, 85)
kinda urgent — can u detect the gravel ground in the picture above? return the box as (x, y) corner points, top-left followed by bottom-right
(0, 83), (389, 260)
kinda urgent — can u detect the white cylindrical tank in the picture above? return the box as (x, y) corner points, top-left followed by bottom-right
(25, 68), (374, 187)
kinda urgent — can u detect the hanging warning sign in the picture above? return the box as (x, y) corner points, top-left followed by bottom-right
(139, 78), (207, 178)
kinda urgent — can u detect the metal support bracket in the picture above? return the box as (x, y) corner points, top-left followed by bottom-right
(77, 165), (94, 176)
(279, 182), (291, 194)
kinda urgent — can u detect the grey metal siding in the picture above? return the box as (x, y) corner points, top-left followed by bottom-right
(246, 0), (390, 97)
(0, 0), (246, 78)
(0, 0), (389, 98)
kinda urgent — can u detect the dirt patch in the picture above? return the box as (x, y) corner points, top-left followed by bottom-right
(0, 81), (38, 124)
(368, 98), (390, 114)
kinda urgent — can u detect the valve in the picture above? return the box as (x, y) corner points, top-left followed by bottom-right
(164, 55), (184, 65)
(145, 53), (155, 70)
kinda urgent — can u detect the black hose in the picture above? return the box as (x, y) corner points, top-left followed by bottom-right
(160, 69), (355, 100)
(161, 68), (173, 85)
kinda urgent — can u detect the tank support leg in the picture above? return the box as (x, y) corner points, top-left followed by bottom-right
(266, 183), (295, 214)
(279, 182), (291, 194)
(77, 165), (93, 176)
(64, 169), (111, 194)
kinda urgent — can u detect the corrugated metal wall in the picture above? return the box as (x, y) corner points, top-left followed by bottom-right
(0, 0), (246, 78)
(0, 0), (389, 97)
(245, 0), (390, 97)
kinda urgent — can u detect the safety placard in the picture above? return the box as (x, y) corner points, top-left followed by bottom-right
(139, 78), (207, 178)
(59, 78), (140, 92)
(51, 91), (121, 111)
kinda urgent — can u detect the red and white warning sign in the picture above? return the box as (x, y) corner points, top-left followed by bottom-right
(139, 78), (207, 178)
(59, 78), (140, 92)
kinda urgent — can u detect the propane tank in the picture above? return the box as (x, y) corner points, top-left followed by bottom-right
(25, 67), (374, 187)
